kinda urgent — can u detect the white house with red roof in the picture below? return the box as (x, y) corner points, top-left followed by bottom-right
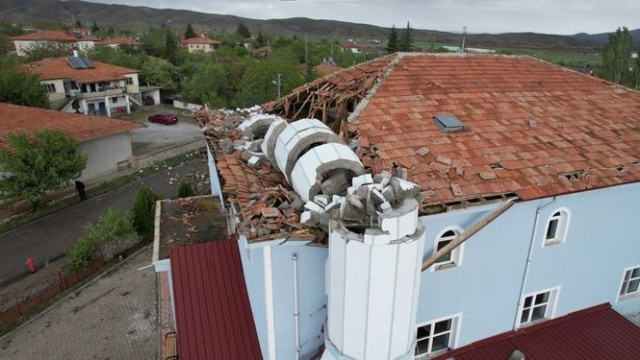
(180, 36), (220, 53)
(0, 103), (142, 181)
(25, 55), (160, 117)
(163, 53), (640, 360)
(341, 40), (361, 53)
(12, 30), (98, 57)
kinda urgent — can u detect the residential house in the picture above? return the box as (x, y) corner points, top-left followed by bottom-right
(11, 30), (98, 56)
(160, 53), (640, 360)
(180, 37), (219, 53)
(251, 46), (271, 58)
(341, 40), (361, 53)
(0, 103), (141, 181)
(25, 55), (159, 116)
(97, 37), (141, 49)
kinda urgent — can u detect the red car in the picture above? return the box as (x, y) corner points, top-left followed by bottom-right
(148, 113), (178, 125)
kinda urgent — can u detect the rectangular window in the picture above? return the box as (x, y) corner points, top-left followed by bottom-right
(415, 316), (459, 358)
(545, 218), (559, 240)
(519, 288), (559, 326)
(125, 77), (133, 85)
(45, 83), (56, 93)
(620, 267), (640, 298)
(111, 97), (117, 104)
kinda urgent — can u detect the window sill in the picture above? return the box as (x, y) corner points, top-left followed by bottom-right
(543, 239), (562, 247)
(435, 262), (458, 272)
(518, 317), (550, 328)
(618, 291), (640, 302)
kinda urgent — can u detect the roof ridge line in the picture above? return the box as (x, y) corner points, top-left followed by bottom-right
(347, 53), (404, 124)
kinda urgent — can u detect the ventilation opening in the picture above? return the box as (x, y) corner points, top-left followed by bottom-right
(490, 163), (504, 170)
(559, 170), (585, 183)
(433, 114), (469, 133)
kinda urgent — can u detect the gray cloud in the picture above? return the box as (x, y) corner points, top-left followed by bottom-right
(88, 0), (639, 34)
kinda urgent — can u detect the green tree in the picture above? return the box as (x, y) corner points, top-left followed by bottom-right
(630, 55), (640, 90)
(164, 29), (179, 64)
(237, 22), (251, 38)
(0, 130), (87, 210)
(600, 26), (633, 84)
(131, 185), (160, 238)
(400, 22), (414, 52)
(184, 24), (196, 39)
(386, 25), (399, 53)
(90, 21), (100, 33)
(139, 60), (181, 93)
(234, 59), (304, 107)
(256, 31), (267, 47)
(24, 42), (73, 62)
(182, 61), (230, 106)
(0, 56), (49, 108)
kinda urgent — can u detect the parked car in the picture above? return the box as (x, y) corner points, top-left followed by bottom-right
(148, 113), (178, 125)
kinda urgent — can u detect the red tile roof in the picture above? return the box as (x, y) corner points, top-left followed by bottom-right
(315, 63), (343, 76)
(181, 37), (220, 45)
(12, 30), (78, 42)
(342, 41), (360, 49)
(351, 54), (640, 205)
(0, 103), (142, 150)
(170, 236), (262, 360)
(434, 304), (640, 360)
(25, 57), (139, 84)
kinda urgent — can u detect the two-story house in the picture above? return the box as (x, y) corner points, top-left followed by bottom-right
(180, 36), (220, 53)
(159, 53), (640, 360)
(12, 29), (98, 57)
(25, 55), (143, 117)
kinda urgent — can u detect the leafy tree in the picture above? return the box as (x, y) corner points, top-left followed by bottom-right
(234, 59), (304, 107)
(182, 61), (230, 106)
(0, 130), (87, 210)
(386, 25), (399, 53)
(67, 236), (97, 270)
(256, 31), (267, 47)
(24, 42), (73, 62)
(400, 22), (414, 52)
(184, 24), (196, 39)
(630, 55), (640, 90)
(164, 29), (179, 64)
(74, 19), (82, 29)
(87, 46), (146, 69)
(0, 34), (12, 56)
(237, 22), (251, 38)
(90, 21), (100, 33)
(131, 185), (160, 238)
(600, 26), (633, 84)
(0, 56), (49, 108)
(139, 60), (181, 93)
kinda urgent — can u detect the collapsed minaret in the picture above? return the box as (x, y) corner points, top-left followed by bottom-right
(240, 114), (426, 360)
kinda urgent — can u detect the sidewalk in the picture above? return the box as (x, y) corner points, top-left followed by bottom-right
(0, 248), (157, 360)
(0, 156), (208, 287)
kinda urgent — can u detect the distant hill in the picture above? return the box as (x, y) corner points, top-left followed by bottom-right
(1, 0), (638, 52)
(572, 29), (640, 46)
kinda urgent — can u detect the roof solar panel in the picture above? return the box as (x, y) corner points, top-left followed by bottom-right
(66, 56), (83, 68)
(80, 57), (94, 68)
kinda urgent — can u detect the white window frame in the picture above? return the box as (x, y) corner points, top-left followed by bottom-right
(517, 286), (561, 327)
(45, 83), (56, 93)
(542, 208), (571, 247)
(617, 264), (640, 301)
(415, 313), (462, 359)
(432, 226), (464, 271)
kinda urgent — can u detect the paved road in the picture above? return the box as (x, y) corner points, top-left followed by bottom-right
(0, 248), (157, 360)
(130, 118), (202, 156)
(0, 157), (206, 286)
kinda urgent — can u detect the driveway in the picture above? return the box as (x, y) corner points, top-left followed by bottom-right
(0, 157), (208, 286)
(0, 248), (157, 360)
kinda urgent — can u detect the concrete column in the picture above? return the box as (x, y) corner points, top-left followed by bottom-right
(105, 96), (111, 117)
(125, 95), (131, 114)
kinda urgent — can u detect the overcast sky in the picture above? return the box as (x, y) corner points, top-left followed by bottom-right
(87, 0), (638, 35)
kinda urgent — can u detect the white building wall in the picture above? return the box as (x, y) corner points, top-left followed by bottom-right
(78, 132), (134, 181)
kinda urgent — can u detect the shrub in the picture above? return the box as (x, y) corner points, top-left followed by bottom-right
(67, 237), (98, 271)
(178, 181), (195, 198)
(132, 185), (160, 238)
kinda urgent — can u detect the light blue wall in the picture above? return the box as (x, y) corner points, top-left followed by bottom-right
(238, 237), (328, 359)
(419, 182), (640, 348)
(237, 183), (640, 356)
(206, 146), (224, 203)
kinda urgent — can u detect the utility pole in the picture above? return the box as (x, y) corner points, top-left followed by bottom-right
(304, 35), (309, 64)
(273, 74), (282, 98)
(461, 25), (467, 53)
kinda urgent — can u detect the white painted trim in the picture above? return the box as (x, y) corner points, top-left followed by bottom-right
(541, 207), (571, 247)
(431, 225), (465, 272)
(263, 246), (277, 360)
(516, 285), (561, 328)
(414, 312), (463, 358)
(616, 263), (640, 303)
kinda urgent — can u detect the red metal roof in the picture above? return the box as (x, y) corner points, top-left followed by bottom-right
(434, 304), (640, 360)
(170, 236), (263, 360)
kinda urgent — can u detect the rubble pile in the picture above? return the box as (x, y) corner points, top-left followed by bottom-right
(299, 170), (423, 233)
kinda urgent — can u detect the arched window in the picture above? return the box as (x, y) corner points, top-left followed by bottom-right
(544, 209), (570, 246)
(434, 228), (463, 269)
